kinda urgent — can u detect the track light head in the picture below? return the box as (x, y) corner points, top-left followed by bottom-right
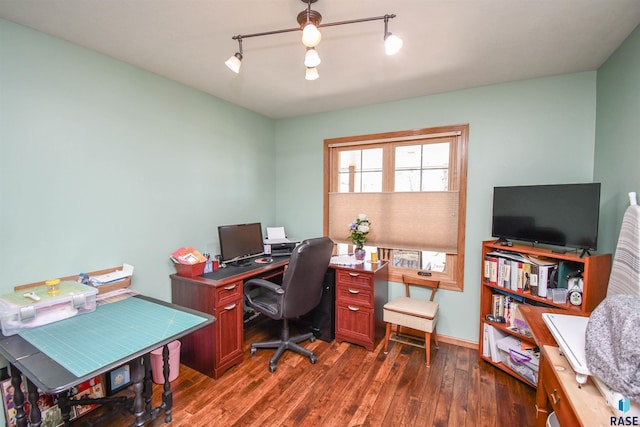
(225, 52), (242, 73)
(297, 7), (323, 47)
(305, 67), (319, 81)
(225, 37), (243, 73)
(383, 15), (402, 55)
(304, 47), (321, 68)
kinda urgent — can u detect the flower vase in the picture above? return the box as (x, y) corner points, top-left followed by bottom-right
(354, 248), (366, 261)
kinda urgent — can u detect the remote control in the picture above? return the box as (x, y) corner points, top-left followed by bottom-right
(418, 271), (432, 277)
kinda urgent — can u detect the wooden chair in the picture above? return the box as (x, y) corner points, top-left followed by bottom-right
(383, 274), (440, 366)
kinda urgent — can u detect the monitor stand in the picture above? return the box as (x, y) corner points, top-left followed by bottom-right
(230, 259), (252, 267)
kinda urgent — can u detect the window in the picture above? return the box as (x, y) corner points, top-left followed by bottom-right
(324, 125), (468, 291)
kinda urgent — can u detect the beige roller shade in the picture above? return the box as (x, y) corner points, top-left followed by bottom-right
(328, 191), (459, 253)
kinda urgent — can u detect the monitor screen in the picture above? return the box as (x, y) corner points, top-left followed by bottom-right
(491, 183), (600, 251)
(218, 222), (264, 263)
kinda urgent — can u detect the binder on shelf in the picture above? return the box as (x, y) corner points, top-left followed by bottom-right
(482, 323), (492, 358)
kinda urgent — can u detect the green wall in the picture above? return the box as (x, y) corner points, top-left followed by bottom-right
(594, 24), (640, 254)
(275, 74), (599, 342)
(0, 19), (276, 302)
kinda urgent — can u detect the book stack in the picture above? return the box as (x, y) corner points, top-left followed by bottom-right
(483, 251), (558, 298)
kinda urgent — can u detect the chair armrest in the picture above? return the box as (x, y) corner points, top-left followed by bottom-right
(244, 279), (285, 296)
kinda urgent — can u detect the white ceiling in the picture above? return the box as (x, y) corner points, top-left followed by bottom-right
(1, 0), (640, 119)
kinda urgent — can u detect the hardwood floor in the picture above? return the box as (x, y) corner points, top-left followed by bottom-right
(79, 318), (537, 426)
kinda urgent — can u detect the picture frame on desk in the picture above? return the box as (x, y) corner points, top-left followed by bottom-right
(106, 363), (131, 396)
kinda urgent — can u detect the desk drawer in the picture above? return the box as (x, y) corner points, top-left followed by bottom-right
(336, 284), (373, 308)
(540, 357), (579, 427)
(336, 270), (373, 288)
(214, 281), (242, 307)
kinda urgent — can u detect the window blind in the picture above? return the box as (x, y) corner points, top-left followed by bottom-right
(328, 191), (459, 253)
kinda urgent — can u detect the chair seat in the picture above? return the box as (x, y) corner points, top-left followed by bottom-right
(383, 297), (438, 333)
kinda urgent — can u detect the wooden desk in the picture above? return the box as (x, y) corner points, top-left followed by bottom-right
(0, 295), (215, 427)
(171, 257), (389, 378)
(171, 257), (290, 379)
(519, 305), (615, 427)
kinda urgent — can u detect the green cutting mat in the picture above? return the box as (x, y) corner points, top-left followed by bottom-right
(19, 297), (207, 378)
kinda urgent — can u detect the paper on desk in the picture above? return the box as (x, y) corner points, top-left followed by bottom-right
(91, 264), (134, 285)
(267, 227), (287, 240)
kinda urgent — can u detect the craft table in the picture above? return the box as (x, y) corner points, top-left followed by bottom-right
(0, 294), (215, 427)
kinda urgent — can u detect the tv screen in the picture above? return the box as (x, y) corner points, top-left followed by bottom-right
(218, 222), (264, 264)
(491, 183), (600, 251)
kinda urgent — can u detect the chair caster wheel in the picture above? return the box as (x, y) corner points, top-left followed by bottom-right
(269, 364), (277, 372)
(310, 355), (317, 364)
(309, 336), (316, 343)
(250, 347), (256, 355)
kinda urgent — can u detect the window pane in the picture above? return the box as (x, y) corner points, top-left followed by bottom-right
(395, 170), (421, 191)
(338, 148), (382, 193)
(390, 249), (446, 271)
(395, 145), (422, 169)
(362, 148), (383, 171)
(339, 150), (361, 172)
(422, 251), (446, 272)
(362, 171), (382, 192)
(422, 143), (449, 168)
(421, 169), (448, 191)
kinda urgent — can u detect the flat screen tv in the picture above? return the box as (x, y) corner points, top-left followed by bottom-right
(491, 183), (600, 253)
(218, 222), (264, 265)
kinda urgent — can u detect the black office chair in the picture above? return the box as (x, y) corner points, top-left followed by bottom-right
(244, 237), (334, 372)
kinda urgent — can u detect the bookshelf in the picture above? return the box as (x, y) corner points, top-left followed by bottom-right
(478, 239), (611, 387)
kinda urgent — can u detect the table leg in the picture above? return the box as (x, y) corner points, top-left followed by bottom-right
(143, 353), (153, 414)
(9, 364), (27, 427)
(130, 356), (146, 426)
(25, 377), (42, 427)
(161, 344), (173, 423)
(56, 390), (73, 426)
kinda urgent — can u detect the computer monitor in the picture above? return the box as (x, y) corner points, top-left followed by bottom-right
(218, 222), (264, 265)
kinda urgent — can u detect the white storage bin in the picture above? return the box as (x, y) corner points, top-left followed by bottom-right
(546, 411), (559, 427)
(0, 281), (98, 336)
(497, 335), (540, 384)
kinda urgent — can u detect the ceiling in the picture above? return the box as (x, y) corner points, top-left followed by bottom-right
(1, 1), (640, 119)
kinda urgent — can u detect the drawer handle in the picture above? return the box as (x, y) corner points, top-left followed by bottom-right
(224, 303), (237, 311)
(550, 389), (561, 405)
(224, 284), (237, 291)
(348, 272), (360, 277)
(348, 306), (360, 311)
(348, 289), (360, 294)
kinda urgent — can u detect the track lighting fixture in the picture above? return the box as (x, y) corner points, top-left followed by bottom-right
(225, 0), (401, 80)
(224, 36), (243, 73)
(383, 15), (403, 56)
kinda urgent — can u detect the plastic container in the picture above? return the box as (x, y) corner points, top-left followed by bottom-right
(551, 288), (568, 304)
(150, 340), (181, 384)
(546, 412), (559, 427)
(174, 262), (206, 278)
(0, 281), (98, 336)
(497, 335), (540, 384)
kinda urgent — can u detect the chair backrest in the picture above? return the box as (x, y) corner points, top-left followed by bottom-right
(281, 237), (334, 318)
(402, 274), (440, 301)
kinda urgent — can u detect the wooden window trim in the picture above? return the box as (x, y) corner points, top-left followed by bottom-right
(324, 124), (468, 292)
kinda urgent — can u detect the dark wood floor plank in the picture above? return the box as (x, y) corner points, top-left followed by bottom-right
(78, 319), (536, 427)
